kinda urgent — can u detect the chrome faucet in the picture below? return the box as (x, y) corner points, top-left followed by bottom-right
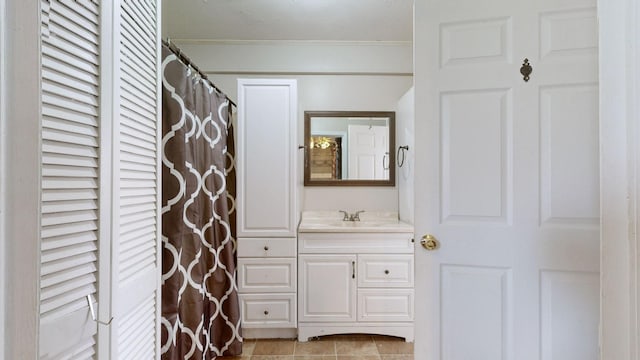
(350, 210), (365, 221)
(340, 210), (365, 221)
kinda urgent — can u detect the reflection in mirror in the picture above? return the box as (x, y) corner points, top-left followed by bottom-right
(304, 111), (395, 186)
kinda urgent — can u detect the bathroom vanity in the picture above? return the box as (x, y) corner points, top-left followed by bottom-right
(297, 211), (415, 342)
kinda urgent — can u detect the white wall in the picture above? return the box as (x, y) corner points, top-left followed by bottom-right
(0, 0), (6, 357)
(396, 87), (414, 224)
(169, 40), (413, 212)
(167, 40), (412, 75)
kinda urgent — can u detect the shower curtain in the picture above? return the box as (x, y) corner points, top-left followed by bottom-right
(160, 45), (242, 359)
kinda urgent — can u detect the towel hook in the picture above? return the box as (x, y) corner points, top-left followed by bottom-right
(397, 145), (409, 167)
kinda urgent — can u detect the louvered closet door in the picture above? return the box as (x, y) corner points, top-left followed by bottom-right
(112, 0), (161, 358)
(39, 1), (101, 358)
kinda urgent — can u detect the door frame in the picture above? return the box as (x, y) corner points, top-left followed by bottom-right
(2, 1), (42, 359)
(0, 0), (7, 356)
(599, 0), (640, 357)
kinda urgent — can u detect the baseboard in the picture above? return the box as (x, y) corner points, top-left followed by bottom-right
(243, 327), (298, 339)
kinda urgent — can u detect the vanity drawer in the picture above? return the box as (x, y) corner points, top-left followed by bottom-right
(299, 232), (414, 254)
(240, 293), (296, 328)
(357, 289), (414, 322)
(357, 255), (414, 288)
(238, 237), (296, 257)
(238, 258), (296, 293)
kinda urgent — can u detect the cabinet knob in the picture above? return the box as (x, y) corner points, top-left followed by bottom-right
(384, 270), (390, 275)
(264, 246), (269, 251)
(264, 310), (269, 315)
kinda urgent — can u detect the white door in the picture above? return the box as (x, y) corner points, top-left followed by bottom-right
(107, 0), (162, 358)
(299, 255), (357, 322)
(414, 0), (599, 359)
(348, 125), (389, 180)
(39, 1), (101, 357)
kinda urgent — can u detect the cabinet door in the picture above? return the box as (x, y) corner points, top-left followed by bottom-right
(237, 79), (297, 237)
(299, 255), (357, 322)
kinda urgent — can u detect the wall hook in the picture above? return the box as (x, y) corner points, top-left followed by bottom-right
(397, 145), (409, 167)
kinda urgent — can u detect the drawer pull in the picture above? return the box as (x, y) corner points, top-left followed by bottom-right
(352, 261), (356, 279)
(264, 310), (269, 315)
(263, 246), (269, 251)
(384, 270), (390, 275)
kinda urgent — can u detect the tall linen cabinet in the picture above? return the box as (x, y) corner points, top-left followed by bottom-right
(236, 79), (299, 338)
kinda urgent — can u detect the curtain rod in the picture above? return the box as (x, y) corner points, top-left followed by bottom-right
(162, 39), (237, 108)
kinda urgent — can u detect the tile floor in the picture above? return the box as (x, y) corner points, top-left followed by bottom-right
(218, 334), (414, 360)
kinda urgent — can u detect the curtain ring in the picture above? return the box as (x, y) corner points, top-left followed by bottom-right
(397, 145), (409, 167)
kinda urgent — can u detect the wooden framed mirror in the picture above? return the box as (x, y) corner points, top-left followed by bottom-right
(304, 111), (395, 186)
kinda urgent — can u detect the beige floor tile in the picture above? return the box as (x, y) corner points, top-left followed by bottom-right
(379, 355), (413, 360)
(373, 340), (413, 355)
(295, 340), (336, 355)
(241, 339), (257, 356)
(336, 356), (381, 360)
(294, 356), (338, 360)
(250, 356), (295, 360)
(253, 339), (296, 355)
(335, 339), (378, 356)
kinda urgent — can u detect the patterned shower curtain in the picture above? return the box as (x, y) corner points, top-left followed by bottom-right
(160, 45), (242, 359)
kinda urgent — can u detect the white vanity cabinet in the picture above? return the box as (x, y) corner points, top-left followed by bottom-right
(297, 214), (415, 342)
(237, 79), (298, 337)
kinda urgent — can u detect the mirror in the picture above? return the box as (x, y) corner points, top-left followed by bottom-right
(304, 111), (395, 186)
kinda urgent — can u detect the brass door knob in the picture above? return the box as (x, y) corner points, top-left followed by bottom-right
(420, 234), (440, 251)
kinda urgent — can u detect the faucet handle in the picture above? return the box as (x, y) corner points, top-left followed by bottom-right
(339, 210), (350, 221)
(352, 210), (365, 221)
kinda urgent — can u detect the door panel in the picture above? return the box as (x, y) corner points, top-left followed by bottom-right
(39, 1), (100, 357)
(539, 84), (599, 226)
(113, 0), (161, 358)
(414, 0), (599, 358)
(441, 89), (512, 224)
(540, 270), (599, 360)
(441, 265), (512, 360)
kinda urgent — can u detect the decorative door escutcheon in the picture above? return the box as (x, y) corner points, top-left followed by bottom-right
(520, 58), (532, 82)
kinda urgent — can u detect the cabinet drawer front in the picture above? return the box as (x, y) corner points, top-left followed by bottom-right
(238, 237), (296, 257)
(299, 232), (414, 254)
(240, 294), (296, 328)
(358, 255), (414, 288)
(239, 258), (296, 293)
(357, 289), (414, 322)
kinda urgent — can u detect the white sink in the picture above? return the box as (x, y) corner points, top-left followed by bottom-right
(298, 211), (414, 233)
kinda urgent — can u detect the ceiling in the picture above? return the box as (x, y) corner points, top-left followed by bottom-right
(162, 0), (413, 42)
